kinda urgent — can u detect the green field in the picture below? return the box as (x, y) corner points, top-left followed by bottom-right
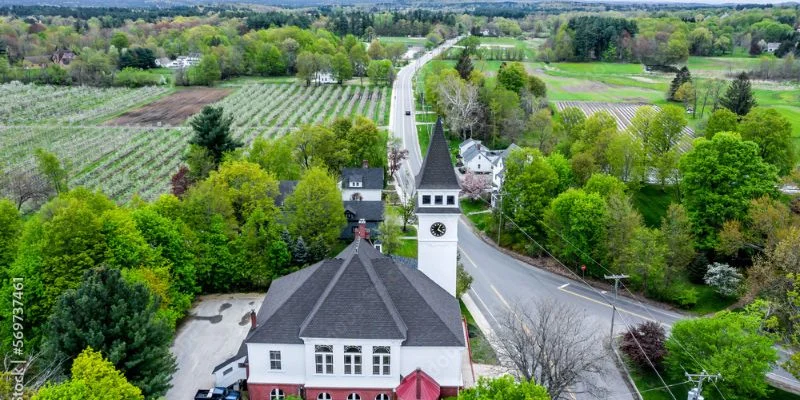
(377, 36), (428, 47)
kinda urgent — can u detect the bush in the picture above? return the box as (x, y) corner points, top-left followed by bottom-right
(114, 68), (163, 87)
(620, 321), (667, 370)
(664, 282), (698, 308)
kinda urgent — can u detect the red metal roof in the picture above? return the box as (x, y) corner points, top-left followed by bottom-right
(396, 369), (441, 400)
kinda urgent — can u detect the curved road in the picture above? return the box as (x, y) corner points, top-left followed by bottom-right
(388, 39), (800, 399)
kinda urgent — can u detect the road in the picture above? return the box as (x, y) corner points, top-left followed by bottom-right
(389, 39), (800, 398)
(390, 37), (461, 200)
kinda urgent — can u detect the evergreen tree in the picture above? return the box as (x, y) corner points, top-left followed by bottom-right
(667, 66), (691, 101)
(292, 236), (309, 266)
(189, 106), (241, 164)
(44, 268), (176, 399)
(455, 50), (473, 80)
(720, 72), (757, 116)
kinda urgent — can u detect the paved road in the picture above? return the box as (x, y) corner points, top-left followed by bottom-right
(389, 38), (800, 398)
(390, 37), (461, 200)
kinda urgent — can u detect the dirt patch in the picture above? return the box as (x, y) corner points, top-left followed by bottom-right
(562, 81), (612, 92)
(106, 88), (231, 126)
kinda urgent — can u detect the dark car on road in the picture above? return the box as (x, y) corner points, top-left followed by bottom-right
(405, 110), (411, 115)
(195, 387), (241, 400)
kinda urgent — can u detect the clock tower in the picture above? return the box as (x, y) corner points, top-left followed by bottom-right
(415, 117), (461, 297)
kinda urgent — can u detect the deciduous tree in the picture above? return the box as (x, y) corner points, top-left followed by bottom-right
(459, 376), (549, 400)
(621, 321), (666, 370)
(739, 107), (796, 176)
(705, 108), (739, 139)
(284, 167), (346, 252)
(33, 348), (143, 400)
(34, 148), (68, 195)
(665, 311), (777, 400)
(544, 188), (608, 268)
(493, 299), (609, 399)
(503, 148), (559, 242)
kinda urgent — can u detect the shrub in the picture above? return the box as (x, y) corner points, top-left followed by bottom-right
(620, 321), (667, 370)
(704, 262), (743, 297)
(114, 68), (162, 87)
(664, 282), (698, 308)
(687, 253), (709, 283)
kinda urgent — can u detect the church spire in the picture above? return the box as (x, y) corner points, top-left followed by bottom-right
(416, 117), (460, 190)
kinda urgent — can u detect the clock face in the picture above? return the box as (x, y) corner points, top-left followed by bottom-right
(430, 222), (446, 237)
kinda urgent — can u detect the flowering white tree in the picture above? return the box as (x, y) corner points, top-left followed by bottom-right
(704, 262), (743, 297)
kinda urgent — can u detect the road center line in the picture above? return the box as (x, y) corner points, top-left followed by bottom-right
(490, 284), (511, 310)
(557, 286), (668, 326)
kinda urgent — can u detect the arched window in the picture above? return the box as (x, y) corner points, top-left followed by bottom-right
(317, 393), (332, 400)
(270, 388), (285, 400)
(375, 394), (390, 400)
(347, 394), (361, 400)
(351, 192), (363, 201)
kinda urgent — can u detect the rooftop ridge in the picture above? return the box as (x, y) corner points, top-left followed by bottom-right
(358, 251), (408, 341)
(395, 265), (464, 345)
(298, 248), (356, 335)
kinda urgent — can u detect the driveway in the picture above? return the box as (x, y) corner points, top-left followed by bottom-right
(166, 293), (265, 400)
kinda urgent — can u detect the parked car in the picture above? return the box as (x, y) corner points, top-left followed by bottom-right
(405, 110), (411, 115)
(195, 387), (241, 400)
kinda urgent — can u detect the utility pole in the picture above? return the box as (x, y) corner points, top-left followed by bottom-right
(604, 274), (629, 346)
(495, 192), (503, 245)
(685, 370), (721, 400)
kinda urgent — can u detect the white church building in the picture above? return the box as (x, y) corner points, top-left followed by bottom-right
(213, 118), (467, 400)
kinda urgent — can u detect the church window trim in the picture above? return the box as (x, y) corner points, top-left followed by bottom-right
(348, 394), (361, 400)
(270, 388), (285, 400)
(315, 345), (334, 374)
(318, 393), (332, 400)
(344, 345), (362, 375)
(372, 346), (391, 376)
(434, 195), (443, 205)
(422, 195), (431, 205)
(446, 195), (455, 205)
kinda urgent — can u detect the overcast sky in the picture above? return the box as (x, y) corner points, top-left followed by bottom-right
(573, 0), (794, 3)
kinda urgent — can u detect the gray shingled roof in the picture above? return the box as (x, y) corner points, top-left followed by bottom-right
(276, 180), (299, 206)
(343, 201), (384, 221)
(416, 118), (460, 190)
(244, 240), (464, 347)
(342, 167), (384, 190)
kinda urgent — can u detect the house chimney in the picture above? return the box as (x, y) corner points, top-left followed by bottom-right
(362, 159), (369, 168)
(357, 219), (369, 240)
(249, 309), (256, 330)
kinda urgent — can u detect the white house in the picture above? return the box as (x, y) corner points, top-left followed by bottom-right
(213, 118), (466, 400)
(766, 42), (782, 53)
(490, 143), (520, 208)
(340, 164), (383, 202)
(458, 139), (495, 174)
(156, 53), (201, 69)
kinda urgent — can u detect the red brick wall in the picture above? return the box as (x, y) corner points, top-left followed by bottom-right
(248, 383), (303, 400)
(248, 383), (461, 400)
(305, 387), (393, 400)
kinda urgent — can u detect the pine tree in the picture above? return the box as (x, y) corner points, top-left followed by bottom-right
(667, 66), (691, 101)
(188, 106), (241, 164)
(720, 72), (757, 116)
(455, 50), (473, 80)
(44, 268), (177, 399)
(292, 236), (309, 266)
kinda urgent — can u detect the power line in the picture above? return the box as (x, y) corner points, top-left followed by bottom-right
(471, 195), (678, 399)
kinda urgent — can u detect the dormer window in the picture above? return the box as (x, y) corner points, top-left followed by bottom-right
(349, 181), (362, 188)
(422, 195), (431, 205)
(434, 195), (443, 205)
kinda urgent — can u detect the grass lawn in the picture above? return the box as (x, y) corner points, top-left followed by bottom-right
(378, 36), (428, 47)
(393, 238), (417, 259)
(628, 364), (800, 400)
(632, 184), (679, 228)
(691, 284), (738, 315)
(461, 198), (496, 233)
(460, 300), (498, 365)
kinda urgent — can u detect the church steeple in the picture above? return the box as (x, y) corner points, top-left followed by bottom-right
(416, 117), (460, 191)
(415, 116), (460, 297)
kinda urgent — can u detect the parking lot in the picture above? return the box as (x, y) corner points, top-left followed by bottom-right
(166, 293), (265, 400)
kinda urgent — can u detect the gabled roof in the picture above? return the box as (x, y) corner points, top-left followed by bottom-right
(245, 240), (464, 347)
(276, 180), (299, 206)
(343, 201), (384, 222)
(342, 167), (384, 190)
(416, 118), (460, 190)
